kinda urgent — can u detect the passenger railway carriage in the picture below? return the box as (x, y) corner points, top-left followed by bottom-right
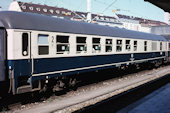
(0, 11), (170, 95)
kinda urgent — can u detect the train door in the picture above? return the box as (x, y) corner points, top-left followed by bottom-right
(14, 31), (32, 76)
(21, 32), (32, 76)
(9, 31), (33, 94)
(0, 28), (6, 82)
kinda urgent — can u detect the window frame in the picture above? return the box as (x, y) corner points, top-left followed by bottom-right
(152, 41), (157, 51)
(22, 33), (29, 56)
(105, 39), (112, 52)
(92, 38), (101, 53)
(116, 39), (122, 52)
(56, 35), (70, 54)
(160, 42), (162, 51)
(76, 36), (87, 53)
(134, 40), (137, 51)
(38, 34), (49, 55)
(144, 41), (147, 51)
(125, 40), (131, 51)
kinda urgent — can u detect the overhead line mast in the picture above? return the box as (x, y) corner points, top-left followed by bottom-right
(87, 0), (92, 22)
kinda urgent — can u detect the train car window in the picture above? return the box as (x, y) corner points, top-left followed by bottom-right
(56, 35), (69, 54)
(92, 38), (101, 53)
(116, 40), (122, 52)
(134, 41), (137, 51)
(38, 34), (49, 55)
(22, 33), (28, 56)
(76, 37), (87, 53)
(125, 40), (131, 51)
(105, 39), (112, 52)
(152, 42), (157, 51)
(144, 41), (147, 51)
(160, 42), (162, 50)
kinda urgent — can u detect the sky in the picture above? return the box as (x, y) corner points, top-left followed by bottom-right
(0, 0), (165, 22)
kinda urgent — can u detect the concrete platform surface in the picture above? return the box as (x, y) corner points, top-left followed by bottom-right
(117, 83), (170, 113)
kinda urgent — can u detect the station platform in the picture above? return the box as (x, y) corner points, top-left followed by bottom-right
(117, 83), (170, 113)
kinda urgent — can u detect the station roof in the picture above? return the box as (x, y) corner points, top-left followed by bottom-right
(0, 11), (167, 41)
(145, 0), (170, 13)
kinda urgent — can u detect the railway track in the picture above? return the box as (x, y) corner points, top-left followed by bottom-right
(0, 64), (170, 113)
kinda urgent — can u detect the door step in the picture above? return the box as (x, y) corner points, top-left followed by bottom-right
(17, 85), (32, 94)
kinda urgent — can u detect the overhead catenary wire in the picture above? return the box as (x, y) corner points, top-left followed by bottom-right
(91, 0), (119, 22)
(94, 0), (108, 6)
(18, 0), (146, 22)
(102, 0), (118, 13)
(93, 0), (147, 21)
(20, 0), (119, 22)
(55, 0), (87, 21)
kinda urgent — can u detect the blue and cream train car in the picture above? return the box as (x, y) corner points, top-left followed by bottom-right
(0, 11), (170, 95)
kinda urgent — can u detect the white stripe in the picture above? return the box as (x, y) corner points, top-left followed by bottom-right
(32, 56), (165, 77)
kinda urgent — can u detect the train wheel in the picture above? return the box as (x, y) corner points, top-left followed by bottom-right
(69, 77), (77, 90)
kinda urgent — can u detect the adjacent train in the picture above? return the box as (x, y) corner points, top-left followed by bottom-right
(0, 11), (170, 95)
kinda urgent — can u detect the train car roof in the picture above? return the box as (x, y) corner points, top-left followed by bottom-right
(0, 11), (166, 41)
